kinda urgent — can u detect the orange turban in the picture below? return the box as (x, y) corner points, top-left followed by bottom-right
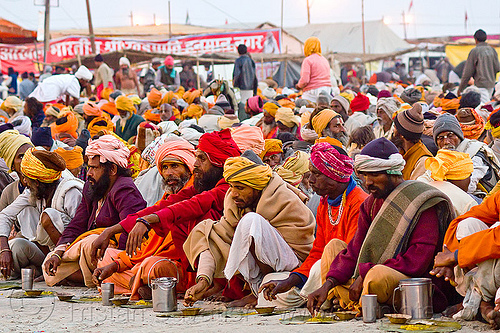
(88, 116), (115, 137)
(154, 140), (196, 173)
(441, 97), (461, 112)
(315, 136), (343, 148)
(148, 88), (162, 108)
(144, 109), (161, 123)
(101, 102), (118, 116)
(425, 149), (473, 181)
(54, 146), (84, 170)
(161, 91), (175, 105)
(259, 139), (283, 160)
(51, 110), (79, 139)
(278, 98), (296, 109)
(83, 101), (102, 117)
(182, 104), (204, 120)
(457, 107), (485, 140)
(183, 89), (201, 104)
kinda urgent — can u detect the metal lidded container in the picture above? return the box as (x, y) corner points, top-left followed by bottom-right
(149, 258), (179, 312)
(393, 278), (433, 319)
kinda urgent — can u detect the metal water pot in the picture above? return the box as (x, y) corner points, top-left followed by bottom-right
(393, 278), (433, 319)
(148, 258), (179, 312)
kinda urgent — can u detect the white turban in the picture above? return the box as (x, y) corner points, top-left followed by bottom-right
(262, 87), (277, 99)
(9, 116), (32, 137)
(376, 97), (401, 119)
(74, 65), (93, 81)
(354, 153), (405, 175)
(119, 57), (131, 67)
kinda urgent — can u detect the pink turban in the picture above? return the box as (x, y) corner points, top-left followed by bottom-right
(86, 134), (130, 169)
(154, 139), (196, 173)
(231, 125), (265, 155)
(83, 102), (103, 117)
(246, 96), (263, 114)
(310, 142), (353, 182)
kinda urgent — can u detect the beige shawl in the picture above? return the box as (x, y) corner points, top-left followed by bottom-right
(183, 174), (315, 278)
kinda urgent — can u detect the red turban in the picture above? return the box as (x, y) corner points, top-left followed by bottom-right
(197, 128), (241, 167)
(350, 93), (370, 112)
(310, 142), (354, 182)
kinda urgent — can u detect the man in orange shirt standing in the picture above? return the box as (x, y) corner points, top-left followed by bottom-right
(259, 142), (367, 308)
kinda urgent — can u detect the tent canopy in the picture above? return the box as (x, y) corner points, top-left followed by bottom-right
(287, 20), (412, 54)
(0, 17), (36, 44)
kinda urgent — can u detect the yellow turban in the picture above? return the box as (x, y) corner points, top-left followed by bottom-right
(101, 87), (113, 101)
(263, 102), (279, 117)
(21, 147), (66, 183)
(54, 146), (84, 170)
(259, 139), (283, 160)
(223, 156), (272, 191)
(1, 96), (23, 113)
(129, 96), (142, 105)
(311, 109), (339, 136)
(181, 104), (204, 120)
(87, 116), (115, 137)
(276, 151), (310, 186)
(339, 92), (354, 103)
(304, 37), (321, 57)
(275, 107), (300, 128)
(425, 149), (474, 182)
(115, 95), (136, 113)
(0, 129), (33, 172)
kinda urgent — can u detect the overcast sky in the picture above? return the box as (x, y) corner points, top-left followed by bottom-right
(1, 0), (499, 39)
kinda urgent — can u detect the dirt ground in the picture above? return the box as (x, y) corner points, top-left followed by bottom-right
(0, 280), (496, 333)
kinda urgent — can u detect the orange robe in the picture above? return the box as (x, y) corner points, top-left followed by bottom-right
(293, 185), (368, 278)
(444, 190), (500, 268)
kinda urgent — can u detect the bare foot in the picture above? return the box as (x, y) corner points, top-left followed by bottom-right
(227, 294), (257, 308)
(480, 300), (500, 329)
(442, 303), (464, 318)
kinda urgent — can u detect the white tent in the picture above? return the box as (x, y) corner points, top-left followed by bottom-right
(287, 20), (412, 54)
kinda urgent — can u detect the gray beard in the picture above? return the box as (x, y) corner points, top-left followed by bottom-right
(162, 173), (191, 195)
(323, 128), (349, 146)
(261, 122), (276, 137)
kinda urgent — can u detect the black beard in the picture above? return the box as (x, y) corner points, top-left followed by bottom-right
(87, 171), (111, 202)
(193, 166), (223, 193)
(162, 173), (191, 194)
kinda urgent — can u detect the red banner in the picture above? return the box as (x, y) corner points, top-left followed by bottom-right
(0, 29), (281, 74)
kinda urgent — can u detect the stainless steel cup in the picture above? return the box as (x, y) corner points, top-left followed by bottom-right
(21, 268), (34, 290)
(362, 294), (378, 323)
(101, 283), (114, 306)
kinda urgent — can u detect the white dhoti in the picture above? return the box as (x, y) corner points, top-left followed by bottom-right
(257, 259), (323, 308)
(224, 212), (300, 295)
